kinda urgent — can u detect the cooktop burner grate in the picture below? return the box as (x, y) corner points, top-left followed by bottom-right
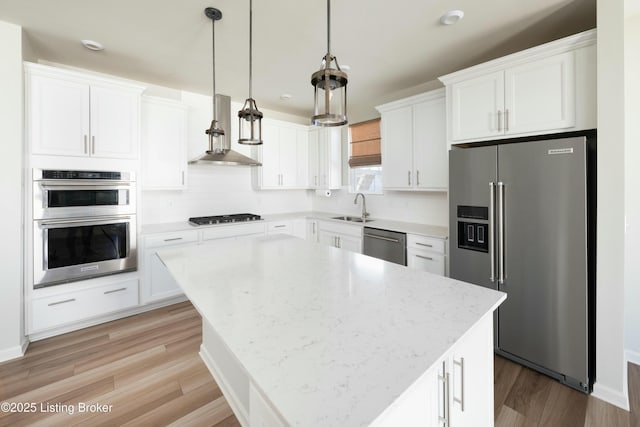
(188, 213), (262, 226)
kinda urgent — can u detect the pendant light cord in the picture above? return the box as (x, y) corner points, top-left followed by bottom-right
(211, 16), (217, 121)
(249, 0), (253, 99)
(327, 0), (331, 55)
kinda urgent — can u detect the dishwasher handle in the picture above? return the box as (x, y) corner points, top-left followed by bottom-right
(363, 233), (401, 243)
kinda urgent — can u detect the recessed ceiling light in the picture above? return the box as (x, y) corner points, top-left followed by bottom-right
(280, 94), (292, 100)
(81, 39), (104, 51)
(440, 10), (464, 25)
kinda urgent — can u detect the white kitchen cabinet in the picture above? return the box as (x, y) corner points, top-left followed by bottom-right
(30, 278), (139, 333)
(377, 89), (447, 191)
(25, 62), (143, 159)
(308, 127), (343, 190)
(141, 96), (188, 190)
(407, 234), (447, 276)
(307, 219), (320, 243)
(253, 120), (308, 189)
(201, 223), (266, 242)
(440, 30), (596, 145)
(371, 314), (494, 427)
(318, 220), (362, 253)
(267, 220), (293, 235)
(142, 230), (199, 303)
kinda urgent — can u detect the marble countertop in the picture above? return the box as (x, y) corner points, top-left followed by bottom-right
(142, 211), (448, 240)
(158, 235), (504, 426)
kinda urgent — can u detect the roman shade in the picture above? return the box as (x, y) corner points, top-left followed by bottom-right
(349, 118), (381, 167)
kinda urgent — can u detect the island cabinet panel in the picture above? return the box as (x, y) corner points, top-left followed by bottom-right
(25, 62), (143, 159)
(371, 313), (494, 427)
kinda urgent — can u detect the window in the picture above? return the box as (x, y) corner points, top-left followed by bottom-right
(348, 119), (382, 194)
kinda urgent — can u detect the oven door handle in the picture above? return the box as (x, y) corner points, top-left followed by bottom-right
(39, 183), (131, 191)
(37, 216), (132, 228)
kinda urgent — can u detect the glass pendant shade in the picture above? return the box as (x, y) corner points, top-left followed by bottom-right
(206, 119), (226, 153)
(238, 98), (263, 145)
(311, 53), (348, 126)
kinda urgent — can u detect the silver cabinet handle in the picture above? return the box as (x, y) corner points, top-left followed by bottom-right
(84, 135), (88, 154)
(182, 171), (185, 186)
(48, 298), (76, 306)
(505, 109), (510, 132)
(312, 222), (316, 234)
(489, 182), (496, 282)
(274, 225), (286, 228)
(364, 233), (400, 243)
(453, 357), (465, 411)
(337, 237), (341, 248)
(92, 136), (96, 154)
(408, 171), (411, 186)
(416, 254), (433, 261)
(416, 242), (433, 248)
(438, 362), (450, 427)
(104, 287), (127, 295)
(497, 110), (503, 132)
(164, 237), (183, 242)
(416, 170), (420, 186)
(497, 181), (506, 284)
(314, 175), (318, 186)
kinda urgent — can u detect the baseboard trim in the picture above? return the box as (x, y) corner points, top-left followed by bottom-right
(0, 341), (27, 363)
(200, 344), (249, 427)
(625, 349), (640, 366)
(592, 382), (630, 411)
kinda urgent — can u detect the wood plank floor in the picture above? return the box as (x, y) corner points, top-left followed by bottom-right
(0, 301), (637, 426)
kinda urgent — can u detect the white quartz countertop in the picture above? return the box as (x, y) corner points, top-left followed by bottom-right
(158, 235), (504, 427)
(142, 211), (448, 239)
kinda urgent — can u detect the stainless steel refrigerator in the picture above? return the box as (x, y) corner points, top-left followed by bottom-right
(449, 133), (595, 392)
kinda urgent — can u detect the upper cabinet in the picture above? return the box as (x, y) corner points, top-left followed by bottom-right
(252, 119), (309, 189)
(439, 29), (596, 146)
(141, 96), (188, 190)
(25, 63), (144, 159)
(376, 89), (447, 191)
(308, 127), (343, 190)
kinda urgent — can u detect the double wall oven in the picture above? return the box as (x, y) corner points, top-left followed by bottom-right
(33, 169), (137, 288)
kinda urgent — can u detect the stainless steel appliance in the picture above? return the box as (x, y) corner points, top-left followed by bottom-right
(449, 133), (596, 392)
(363, 227), (407, 265)
(33, 169), (137, 288)
(188, 213), (262, 226)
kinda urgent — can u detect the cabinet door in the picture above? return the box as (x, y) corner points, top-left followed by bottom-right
(260, 123), (281, 188)
(141, 98), (188, 190)
(146, 252), (183, 302)
(278, 126), (299, 188)
(381, 106), (413, 189)
(90, 84), (140, 159)
(296, 129), (309, 188)
(326, 127), (344, 190)
(413, 98), (447, 190)
(407, 249), (445, 276)
(450, 71), (504, 141)
(504, 51), (575, 135)
(308, 129), (320, 188)
(449, 314), (494, 427)
(307, 220), (320, 242)
(318, 231), (337, 248)
(317, 128), (330, 188)
(336, 234), (362, 253)
(28, 74), (90, 156)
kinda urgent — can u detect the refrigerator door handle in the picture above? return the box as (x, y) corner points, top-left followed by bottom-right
(489, 182), (496, 282)
(497, 181), (506, 284)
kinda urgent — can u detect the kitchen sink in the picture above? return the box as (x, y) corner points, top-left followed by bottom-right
(331, 215), (372, 223)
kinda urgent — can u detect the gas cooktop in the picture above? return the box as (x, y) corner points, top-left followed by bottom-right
(188, 213), (262, 226)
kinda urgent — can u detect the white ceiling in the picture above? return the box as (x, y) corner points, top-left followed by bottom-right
(0, 0), (595, 123)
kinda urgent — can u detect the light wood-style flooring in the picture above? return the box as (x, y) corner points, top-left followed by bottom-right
(0, 302), (637, 426)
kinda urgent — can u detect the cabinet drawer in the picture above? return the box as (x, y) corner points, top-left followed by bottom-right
(267, 220), (292, 235)
(318, 220), (362, 238)
(201, 223), (266, 241)
(145, 230), (199, 248)
(32, 279), (139, 332)
(407, 250), (445, 276)
(407, 234), (445, 254)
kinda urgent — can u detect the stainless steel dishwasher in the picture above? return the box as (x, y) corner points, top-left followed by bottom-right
(363, 227), (407, 266)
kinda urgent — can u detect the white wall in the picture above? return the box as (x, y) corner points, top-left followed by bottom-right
(0, 20), (26, 361)
(593, 0), (629, 409)
(624, 9), (640, 364)
(311, 190), (448, 227)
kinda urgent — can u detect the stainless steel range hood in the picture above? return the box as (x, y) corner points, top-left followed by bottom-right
(189, 94), (262, 166)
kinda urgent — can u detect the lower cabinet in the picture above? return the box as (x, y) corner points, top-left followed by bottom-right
(142, 229), (199, 303)
(317, 220), (363, 253)
(307, 219), (320, 243)
(406, 234), (447, 276)
(372, 313), (494, 426)
(31, 278), (139, 332)
(267, 220), (293, 236)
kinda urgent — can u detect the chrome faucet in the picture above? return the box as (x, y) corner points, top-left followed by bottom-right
(354, 193), (369, 221)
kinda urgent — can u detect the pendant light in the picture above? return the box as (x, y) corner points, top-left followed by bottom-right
(190, 7), (261, 166)
(311, 0), (348, 127)
(238, 0), (263, 145)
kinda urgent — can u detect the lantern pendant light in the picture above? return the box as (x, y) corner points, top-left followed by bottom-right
(311, 0), (348, 127)
(203, 7), (226, 153)
(238, 0), (263, 145)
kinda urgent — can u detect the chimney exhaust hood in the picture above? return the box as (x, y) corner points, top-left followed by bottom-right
(189, 94), (262, 166)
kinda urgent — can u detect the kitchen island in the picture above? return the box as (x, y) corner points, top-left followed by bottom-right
(158, 235), (505, 427)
